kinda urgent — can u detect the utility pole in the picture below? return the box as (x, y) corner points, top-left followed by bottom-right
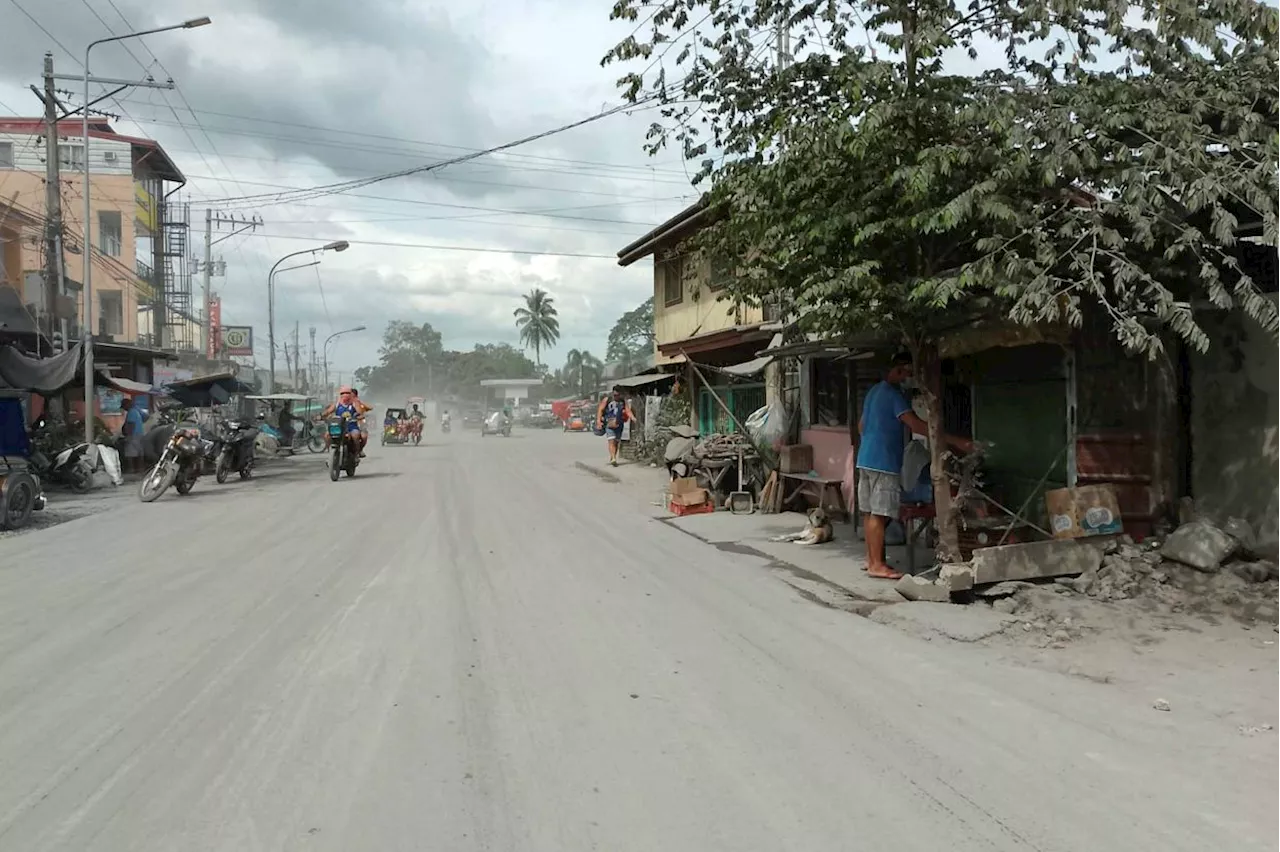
(308, 326), (316, 391)
(199, 210), (260, 358)
(40, 54), (62, 354)
(202, 208), (211, 356)
(292, 322), (300, 388)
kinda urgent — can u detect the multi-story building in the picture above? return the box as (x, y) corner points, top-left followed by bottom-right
(0, 117), (187, 348)
(616, 198), (780, 433)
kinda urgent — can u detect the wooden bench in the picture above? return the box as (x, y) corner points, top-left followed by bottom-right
(778, 472), (849, 522)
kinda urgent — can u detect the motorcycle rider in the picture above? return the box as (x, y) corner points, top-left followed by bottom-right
(440, 409), (451, 431)
(319, 386), (366, 456)
(350, 388), (373, 457)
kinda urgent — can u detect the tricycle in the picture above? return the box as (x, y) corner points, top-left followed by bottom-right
(481, 411), (512, 437)
(381, 407), (409, 446)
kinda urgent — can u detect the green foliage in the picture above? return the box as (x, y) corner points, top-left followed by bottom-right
(513, 288), (561, 367)
(606, 297), (656, 364)
(563, 348), (605, 396)
(353, 323), (536, 400)
(602, 0), (1279, 356)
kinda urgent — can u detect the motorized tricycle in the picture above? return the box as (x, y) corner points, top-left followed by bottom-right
(381, 407), (408, 446)
(481, 411), (512, 438)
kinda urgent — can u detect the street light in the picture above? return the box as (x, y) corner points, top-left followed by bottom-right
(266, 241), (350, 393)
(80, 16), (211, 445)
(323, 325), (366, 395)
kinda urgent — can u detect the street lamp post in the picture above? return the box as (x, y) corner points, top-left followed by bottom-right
(266, 241), (349, 393)
(323, 325), (367, 396)
(79, 16), (211, 445)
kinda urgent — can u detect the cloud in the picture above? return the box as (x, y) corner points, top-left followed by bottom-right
(0, 0), (699, 375)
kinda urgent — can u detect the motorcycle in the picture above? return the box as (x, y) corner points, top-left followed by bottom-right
(139, 425), (209, 502)
(214, 418), (259, 483)
(28, 415), (97, 492)
(440, 418), (451, 434)
(327, 414), (360, 481)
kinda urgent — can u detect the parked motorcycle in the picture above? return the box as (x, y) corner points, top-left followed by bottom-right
(214, 418), (259, 483)
(139, 425), (209, 502)
(327, 414), (360, 481)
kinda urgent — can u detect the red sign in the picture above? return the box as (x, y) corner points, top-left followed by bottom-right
(208, 296), (222, 358)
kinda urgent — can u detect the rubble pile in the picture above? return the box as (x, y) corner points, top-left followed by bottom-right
(1051, 518), (1277, 624)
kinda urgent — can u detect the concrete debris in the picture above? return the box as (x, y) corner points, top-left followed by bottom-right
(1237, 724), (1274, 736)
(1160, 519), (1238, 573)
(937, 563), (975, 592)
(1152, 698), (1171, 712)
(894, 573), (952, 603)
(974, 580), (1034, 598)
(1228, 560), (1278, 584)
(1222, 517), (1257, 556)
(992, 597), (1019, 614)
(970, 538), (1105, 585)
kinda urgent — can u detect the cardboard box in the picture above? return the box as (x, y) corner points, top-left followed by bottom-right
(779, 444), (814, 474)
(668, 477), (710, 509)
(670, 499), (715, 517)
(1045, 485), (1123, 539)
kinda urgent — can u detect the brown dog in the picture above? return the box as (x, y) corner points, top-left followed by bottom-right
(770, 508), (835, 546)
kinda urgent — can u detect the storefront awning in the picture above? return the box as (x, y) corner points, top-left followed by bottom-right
(611, 372), (678, 389)
(97, 371), (152, 394)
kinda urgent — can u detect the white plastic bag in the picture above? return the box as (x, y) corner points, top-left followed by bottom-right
(744, 402), (787, 450)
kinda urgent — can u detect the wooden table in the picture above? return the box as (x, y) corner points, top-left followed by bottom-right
(778, 472), (849, 521)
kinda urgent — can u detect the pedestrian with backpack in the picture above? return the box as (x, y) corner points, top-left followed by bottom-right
(596, 386), (631, 467)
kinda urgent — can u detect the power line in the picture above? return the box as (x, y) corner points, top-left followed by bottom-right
(107, 103), (693, 177)
(178, 173), (673, 224)
(238, 233), (621, 258)
(202, 96), (672, 208)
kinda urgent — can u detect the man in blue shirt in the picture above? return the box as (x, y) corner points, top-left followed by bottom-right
(857, 352), (972, 579)
(120, 395), (146, 474)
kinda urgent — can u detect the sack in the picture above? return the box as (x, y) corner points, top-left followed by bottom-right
(745, 402), (787, 450)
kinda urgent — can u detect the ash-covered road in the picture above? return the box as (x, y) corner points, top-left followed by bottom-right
(0, 429), (1273, 851)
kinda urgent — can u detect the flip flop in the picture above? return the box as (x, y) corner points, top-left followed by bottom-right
(867, 567), (904, 580)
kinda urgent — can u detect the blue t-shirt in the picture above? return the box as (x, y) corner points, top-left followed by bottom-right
(855, 380), (911, 474)
(124, 405), (145, 436)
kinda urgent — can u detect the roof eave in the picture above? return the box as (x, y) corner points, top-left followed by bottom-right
(616, 196), (712, 267)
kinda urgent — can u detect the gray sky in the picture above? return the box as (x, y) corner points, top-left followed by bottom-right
(0, 0), (695, 375)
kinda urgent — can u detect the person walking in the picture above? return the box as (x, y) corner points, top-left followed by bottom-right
(596, 387), (631, 467)
(857, 352), (972, 580)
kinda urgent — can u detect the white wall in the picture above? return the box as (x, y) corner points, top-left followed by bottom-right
(0, 132), (134, 178)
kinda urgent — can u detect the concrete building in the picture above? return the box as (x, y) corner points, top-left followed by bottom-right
(616, 198), (780, 433)
(0, 117), (186, 348)
(479, 378), (542, 408)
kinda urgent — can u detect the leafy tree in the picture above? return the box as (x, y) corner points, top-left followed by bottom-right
(353, 325), (537, 402)
(513, 288), (561, 369)
(603, 0), (1278, 560)
(564, 348), (605, 396)
(606, 297), (655, 364)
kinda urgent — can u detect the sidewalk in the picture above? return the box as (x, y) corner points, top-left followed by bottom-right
(575, 457), (927, 608)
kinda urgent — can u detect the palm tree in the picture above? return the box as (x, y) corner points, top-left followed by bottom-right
(564, 349), (604, 396)
(514, 288), (560, 369)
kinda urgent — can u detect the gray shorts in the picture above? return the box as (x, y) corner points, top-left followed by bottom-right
(857, 468), (900, 518)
